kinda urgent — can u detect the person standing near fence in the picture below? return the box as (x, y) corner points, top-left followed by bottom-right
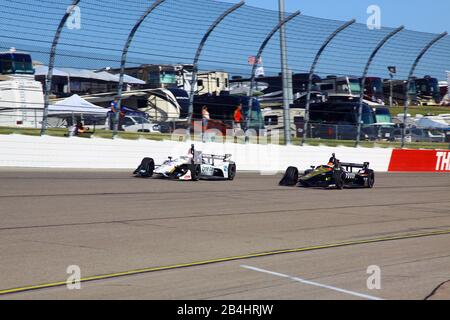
(110, 97), (119, 130)
(202, 106), (210, 130)
(202, 106), (210, 142)
(233, 103), (243, 131)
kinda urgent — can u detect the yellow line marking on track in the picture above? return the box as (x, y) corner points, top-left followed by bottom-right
(1, 229), (450, 296)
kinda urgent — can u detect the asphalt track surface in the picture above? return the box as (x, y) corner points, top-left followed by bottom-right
(0, 169), (449, 300)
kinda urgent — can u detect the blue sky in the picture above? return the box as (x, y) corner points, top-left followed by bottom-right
(229, 0), (450, 33)
(1, 0), (449, 80)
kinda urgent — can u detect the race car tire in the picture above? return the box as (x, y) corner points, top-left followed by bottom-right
(367, 171), (375, 188)
(190, 164), (201, 181)
(279, 167), (299, 187)
(134, 158), (154, 178)
(228, 163), (237, 181)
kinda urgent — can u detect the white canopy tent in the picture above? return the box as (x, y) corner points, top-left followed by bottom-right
(415, 116), (450, 129)
(49, 94), (109, 117)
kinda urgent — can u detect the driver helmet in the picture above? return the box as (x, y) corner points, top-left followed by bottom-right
(328, 153), (337, 166)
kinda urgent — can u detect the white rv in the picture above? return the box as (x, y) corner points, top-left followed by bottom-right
(0, 49), (44, 128)
(175, 65), (230, 96)
(80, 88), (189, 122)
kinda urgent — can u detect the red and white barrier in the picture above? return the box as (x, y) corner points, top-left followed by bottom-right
(388, 149), (450, 172)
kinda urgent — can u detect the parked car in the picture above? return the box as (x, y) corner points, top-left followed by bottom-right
(122, 116), (161, 133)
(393, 128), (445, 143)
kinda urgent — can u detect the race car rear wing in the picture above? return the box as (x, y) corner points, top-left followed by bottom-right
(190, 145), (232, 164)
(203, 154), (232, 161)
(339, 162), (370, 172)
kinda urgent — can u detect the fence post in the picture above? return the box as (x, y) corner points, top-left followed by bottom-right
(40, 0), (81, 136)
(246, 10), (301, 143)
(356, 26), (404, 147)
(302, 19), (356, 145)
(279, 0), (293, 145)
(401, 32), (448, 148)
(114, 0), (167, 138)
(186, 1), (245, 139)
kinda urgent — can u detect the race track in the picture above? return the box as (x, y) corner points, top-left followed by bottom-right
(0, 170), (449, 300)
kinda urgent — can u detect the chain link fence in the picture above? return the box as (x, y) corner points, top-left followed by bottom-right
(0, 0), (449, 148)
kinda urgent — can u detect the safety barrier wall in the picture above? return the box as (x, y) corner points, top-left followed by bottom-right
(388, 149), (450, 172)
(1, 135), (449, 172)
(0, 135), (394, 172)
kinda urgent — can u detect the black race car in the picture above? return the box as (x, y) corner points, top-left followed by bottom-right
(279, 154), (375, 189)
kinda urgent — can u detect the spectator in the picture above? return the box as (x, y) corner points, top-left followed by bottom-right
(110, 97), (120, 130)
(68, 123), (78, 137)
(68, 121), (89, 137)
(77, 121), (88, 134)
(234, 104), (243, 130)
(201, 106), (210, 142)
(202, 106), (210, 130)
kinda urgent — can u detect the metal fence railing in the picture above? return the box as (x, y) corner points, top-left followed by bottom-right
(1, 0), (450, 149)
(0, 108), (449, 148)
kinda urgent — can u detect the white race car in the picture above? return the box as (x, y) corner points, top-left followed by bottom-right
(133, 145), (236, 181)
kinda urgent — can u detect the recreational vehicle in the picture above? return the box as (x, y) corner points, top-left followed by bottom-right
(0, 49), (44, 128)
(109, 64), (229, 96)
(382, 79), (418, 106)
(229, 73), (321, 108)
(80, 88), (189, 123)
(415, 76), (441, 105)
(361, 77), (385, 104)
(317, 76), (362, 96)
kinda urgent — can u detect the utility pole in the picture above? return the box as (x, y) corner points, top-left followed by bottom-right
(279, 0), (292, 145)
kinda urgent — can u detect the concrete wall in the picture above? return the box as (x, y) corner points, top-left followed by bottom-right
(0, 135), (394, 172)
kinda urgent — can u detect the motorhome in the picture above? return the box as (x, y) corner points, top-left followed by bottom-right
(263, 91), (325, 135)
(0, 49), (44, 128)
(229, 73), (321, 108)
(174, 66), (229, 96)
(361, 77), (385, 104)
(382, 79), (418, 106)
(297, 101), (378, 141)
(317, 76), (362, 96)
(415, 76), (441, 105)
(263, 107), (305, 137)
(80, 88), (188, 123)
(109, 64), (229, 96)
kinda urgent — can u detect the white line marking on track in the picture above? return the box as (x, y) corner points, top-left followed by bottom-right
(241, 265), (384, 300)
